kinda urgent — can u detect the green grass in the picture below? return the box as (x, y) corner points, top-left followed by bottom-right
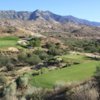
(30, 54), (100, 88)
(0, 36), (19, 48)
(61, 54), (90, 61)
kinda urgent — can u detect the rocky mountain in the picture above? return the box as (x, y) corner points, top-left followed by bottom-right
(0, 10), (100, 39)
(0, 9), (100, 26)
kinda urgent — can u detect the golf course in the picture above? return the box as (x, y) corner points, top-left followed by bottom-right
(0, 36), (19, 48)
(30, 53), (100, 88)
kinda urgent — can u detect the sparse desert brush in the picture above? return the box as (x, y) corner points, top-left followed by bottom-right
(3, 82), (17, 96)
(16, 74), (29, 89)
(69, 83), (99, 100)
(25, 87), (50, 100)
(54, 81), (79, 89)
(3, 82), (17, 100)
(0, 75), (8, 86)
(54, 81), (72, 92)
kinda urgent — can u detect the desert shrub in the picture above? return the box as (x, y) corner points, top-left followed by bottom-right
(55, 43), (61, 49)
(94, 66), (100, 78)
(84, 45), (98, 53)
(29, 38), (41, 47)
(26, 54), (41, 65)
(0, 75), (7, 86)
(44, 42), (64, 56)
(18, 52), (27, 62)
(16, 75), (29, 89)
(94, 65), (100, 98)
(0, 55), (12, 67)
(0, 55), (17, 69)
(62, 49), (70, 55)
(48, 47), (62, 56)
(44, 42), (56, 49)
(94, 65), (100, 88)
(39, 52), (49, 60)
(4, 26), (16, 34)
(29, 88), (48, 100)
(18, 51), (41, 65)
(54, 81), (67, 91)
(34, 50), (49, 60)
(6, 63), (14, 71)
(46, 57), (60, 66)
(64, 38), (100, 53)
(70, 87), (99, 100)
(3, 82), (17, 100)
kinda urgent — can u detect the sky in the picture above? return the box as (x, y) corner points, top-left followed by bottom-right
(0, 0), (100, 22)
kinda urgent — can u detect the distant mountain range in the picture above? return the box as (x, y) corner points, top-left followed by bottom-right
(0, 9), (100, 26)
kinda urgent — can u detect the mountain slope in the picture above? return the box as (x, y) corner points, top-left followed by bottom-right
(0, 10), (100, 26)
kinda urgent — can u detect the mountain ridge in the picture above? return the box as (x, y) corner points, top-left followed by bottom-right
(0, 9), (100, 26)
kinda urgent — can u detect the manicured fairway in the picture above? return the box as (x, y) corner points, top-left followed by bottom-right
(30, 54), (100, 88)
(0, 36), (19, 48)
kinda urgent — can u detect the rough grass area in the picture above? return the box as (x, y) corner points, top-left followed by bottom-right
(0, 36), (19, 48)
(30, 54), (100, 88)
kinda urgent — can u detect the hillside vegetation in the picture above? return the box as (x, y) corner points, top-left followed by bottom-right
(0, 10), (100, 100)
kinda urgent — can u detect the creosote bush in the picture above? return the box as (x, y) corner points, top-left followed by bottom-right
(0, 75), (7, 86)
(34, 49), (49, 60)
(28, 37), (41, 47)
(0, 55), (11, 67)
(18, 52), (42, 65)
(16, 74), (29, 89)
(26, 54), (41, 65)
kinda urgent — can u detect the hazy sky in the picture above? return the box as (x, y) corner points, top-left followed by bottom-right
(0, 0), (100, 22)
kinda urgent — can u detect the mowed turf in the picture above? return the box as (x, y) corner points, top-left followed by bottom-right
(0, 36), (19, 48)
(30, 54), (100, 88)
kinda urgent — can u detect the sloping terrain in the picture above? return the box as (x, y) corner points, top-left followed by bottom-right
(0, 10), (100, 26)
(0, 10), (100, 100)
(0, 10), (100, 39)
